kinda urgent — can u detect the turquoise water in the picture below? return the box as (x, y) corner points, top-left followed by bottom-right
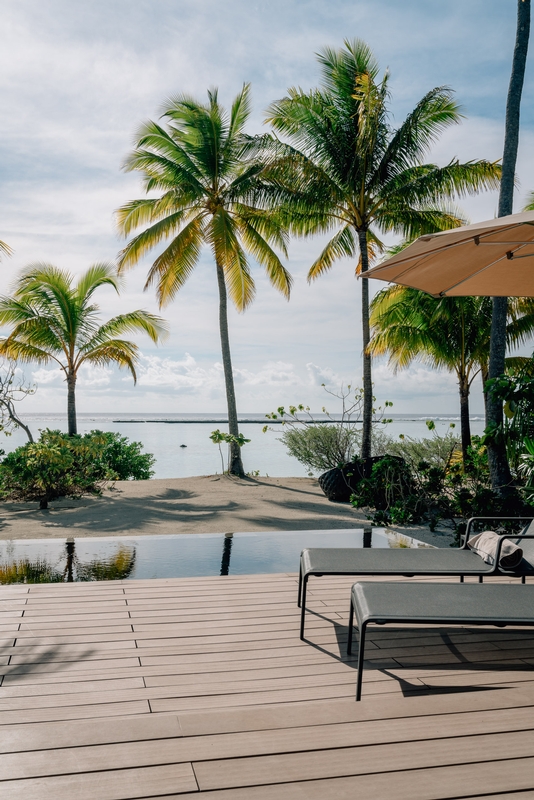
(3, 413), (486, 479)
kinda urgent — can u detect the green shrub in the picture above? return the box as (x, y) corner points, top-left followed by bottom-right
(92, 431), (155, 480)
(0, 428), (155, 508)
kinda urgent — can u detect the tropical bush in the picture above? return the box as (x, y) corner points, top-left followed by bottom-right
(350, 434), (532, 532)
(94, 431), (155, 480)
(0, 429), (155, 508)
(265, 386), (393, 473)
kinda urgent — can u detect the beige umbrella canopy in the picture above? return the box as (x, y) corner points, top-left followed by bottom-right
(364, 211), (534, 297)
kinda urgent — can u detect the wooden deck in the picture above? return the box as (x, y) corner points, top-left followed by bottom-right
(2, 571), (534, 798)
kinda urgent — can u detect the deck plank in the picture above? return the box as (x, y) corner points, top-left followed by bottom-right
(2, 571), (534, 798)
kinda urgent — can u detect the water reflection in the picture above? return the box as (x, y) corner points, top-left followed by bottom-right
(220, 533), (233, 576)
(0, 538), (136, 584)
(0, 528), (431, 584)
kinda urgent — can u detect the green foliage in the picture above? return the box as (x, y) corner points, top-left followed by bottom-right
(519, 437), (534, 497)
(93, 431), (155, 480)
(0, 264), (167, 435)
(266, 385), (393, 473)
(385, 427), (458, 471)
(483, 370), (534, 471)
(350, 456), (419, 525)
(0, 429), (110, 508)
(349, 433), (532, 531)
(281, 425), (358, 472)
(0, 429), (156, 508)
(210, 429), (251, 474)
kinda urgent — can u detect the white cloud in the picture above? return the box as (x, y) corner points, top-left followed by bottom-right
(1, 0), (533, 418)
(31, 367), (63, 385)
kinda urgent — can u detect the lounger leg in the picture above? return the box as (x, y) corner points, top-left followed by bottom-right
(479, 575), (483, 583)
(299, 575), (309, 640)
(356, 622), (367, 701)
(297, 562), (303, 608)
(460, 575), (464, 583)
(347, 597), (354, 655)
(522, 575), (526, 584)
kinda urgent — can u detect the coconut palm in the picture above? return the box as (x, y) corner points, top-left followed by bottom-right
(0, 263), (167, 435)
(369, 286), (534, 463)
(115, 85), (291, 477)
(487, 0), (530, 495)
(265, 39), (502, 460)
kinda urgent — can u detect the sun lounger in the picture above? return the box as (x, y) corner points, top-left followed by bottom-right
(298, 518), (534, 639)
(347, 579), (534, 700)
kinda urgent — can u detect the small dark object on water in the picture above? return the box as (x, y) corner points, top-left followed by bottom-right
(180, 444), (187, 448)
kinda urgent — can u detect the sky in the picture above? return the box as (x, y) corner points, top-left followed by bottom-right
(1, 0), (533, 418)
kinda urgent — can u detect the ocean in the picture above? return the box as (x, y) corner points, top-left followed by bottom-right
(1, 413), (487, 479)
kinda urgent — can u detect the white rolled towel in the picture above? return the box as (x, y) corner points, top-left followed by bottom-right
(467, 530), (523, 569)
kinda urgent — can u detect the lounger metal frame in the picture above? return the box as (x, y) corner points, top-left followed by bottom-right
(347, 545), (534, 700)
(298, 517), (534, 640)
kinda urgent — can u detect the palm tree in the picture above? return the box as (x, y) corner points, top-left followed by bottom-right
(265, 39), (502, 461)
(115, 85), (291, 477)
(0, 263), (167, 435)
(487, 0), (530, 496)
(369, 286), (534, 463)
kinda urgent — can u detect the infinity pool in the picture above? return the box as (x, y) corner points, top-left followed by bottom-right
(0, 528), (431, 584)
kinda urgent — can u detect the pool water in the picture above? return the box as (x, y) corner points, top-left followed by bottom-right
(0, 528), (431, 584)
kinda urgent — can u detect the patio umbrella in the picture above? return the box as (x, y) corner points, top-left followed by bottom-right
(363, 210), (534, 297)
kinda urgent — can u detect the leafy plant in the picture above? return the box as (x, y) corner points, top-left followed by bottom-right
(0, 429), (110, 508)
(210, 429), (251, 474)
(350, 455), (418, 524)
(265, 385), (393, 473)
(93, 431), (155, 480)
(483, 370), (534, 471)
(0, 429), (156, 508)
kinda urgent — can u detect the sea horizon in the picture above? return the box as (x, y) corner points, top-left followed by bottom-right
(2, 411), (487, 480)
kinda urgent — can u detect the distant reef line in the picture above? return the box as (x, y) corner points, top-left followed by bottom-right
(112, 419), (327, 424)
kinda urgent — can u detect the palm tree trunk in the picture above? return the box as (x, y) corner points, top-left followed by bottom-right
(487, 0), (530, 495)
(67, 372), (77, 436)
(358, 228), (373, 461)
(215, 259), (245, 478)
(481, 365), (489, 424)
(459, 378), (472, 466)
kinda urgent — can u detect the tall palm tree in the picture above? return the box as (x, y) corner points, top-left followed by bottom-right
(115, 85), (291, 477)
(369, 286), (534, 463)
(487, 0), (530, 495)
(0, 263), (167, 435)
(265, 39), (502, 460)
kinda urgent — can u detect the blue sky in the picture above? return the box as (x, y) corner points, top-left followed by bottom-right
(1, 0), (533, 417)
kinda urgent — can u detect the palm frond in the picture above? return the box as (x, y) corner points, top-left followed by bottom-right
(0, 240), (13, 260)
(144, 216), (205, 306)
(237, 217), (292, 298)
(79, 341), (139, 382)
(117, 211), (195, 271)
(308, 225), (356, 281)
(210, 210), (255, 311)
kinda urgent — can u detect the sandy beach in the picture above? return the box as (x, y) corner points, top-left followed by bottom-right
(0, 475), (453, 546)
